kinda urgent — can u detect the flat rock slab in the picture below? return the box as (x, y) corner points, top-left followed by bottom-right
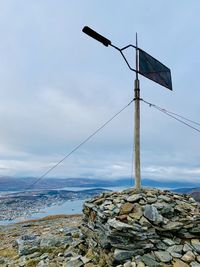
(154, 251), (172, 263)
(163, 222), (183, 230)
(113, 249), (136, 262)
(142, 254), (162, 267)
(126, 194), (142, 202)
(108, 218), (135, 230)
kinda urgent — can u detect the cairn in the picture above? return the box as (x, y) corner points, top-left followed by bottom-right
(81, 188), (200, 267)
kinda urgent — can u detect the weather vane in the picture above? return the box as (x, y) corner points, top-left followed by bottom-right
(82, 26), (172, 189)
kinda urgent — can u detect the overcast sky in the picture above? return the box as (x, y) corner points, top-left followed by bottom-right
(0, 1), (200, 184)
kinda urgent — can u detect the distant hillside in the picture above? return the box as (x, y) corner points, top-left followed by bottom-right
(173, 187), (199, 194)
(0, 176), (200, 191)
(190, 190), (200, 202)
(0, 177), (118, 191)
(173, 187), (200, 202)
(0, 176), (133, 191)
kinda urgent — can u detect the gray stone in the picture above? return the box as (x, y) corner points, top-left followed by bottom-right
(142, 254), (162, 267)
(109, 237), (152, 251)
(189, 197), (196, 202)
(40, 235), (72, 248)
(163, 221), (183, 230)
(155, 241), (168, 250)
(153, 203), (165, 210)
(160, 204), (173, 214)
(63, 227), (80, 236)
(154, 251), (172, 263)
(127, 194), (142, 202)
(96, 210), (107, 219)
(192, 244), (200, 253)
(158, 195), (171, 202)
(17, 235), (40, 256)
(171, 252), (182, 258)
(191, 239), (200, 245)
(19, 246), (38, 256)
(21, 235), (38, 241)
(174, 238), (182, 245)
(179, 230), (196, 238)
(108, 218), (136, 231)
(163, 238), (176, 246)
(143, 205), (163, 224)
(167, 245), (183, 254)
(113, 249), (136, 262)
(146, 197), (157, 204)
(190, 227), (200, 233)
(183, 243), (193, 252)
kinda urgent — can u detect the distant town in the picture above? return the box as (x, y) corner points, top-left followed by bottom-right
(0, 176), (200, 222)
(0, 188), (108, 221)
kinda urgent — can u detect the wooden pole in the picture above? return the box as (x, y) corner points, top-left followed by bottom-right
(134, 33), (141, 189)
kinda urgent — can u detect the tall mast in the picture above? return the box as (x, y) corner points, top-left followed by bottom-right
(134, 33), (141, 189)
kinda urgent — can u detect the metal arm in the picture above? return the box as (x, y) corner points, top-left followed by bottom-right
(82, 26), (138, 73)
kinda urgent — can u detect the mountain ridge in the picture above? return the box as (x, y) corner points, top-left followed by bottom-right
(0, 176), (200, 191)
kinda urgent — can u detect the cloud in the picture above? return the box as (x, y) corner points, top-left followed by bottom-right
(143, 165), (200, 183)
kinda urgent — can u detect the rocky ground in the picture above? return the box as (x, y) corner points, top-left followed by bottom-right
(0, 214), (92, 267)
(1, 188), (200, 267)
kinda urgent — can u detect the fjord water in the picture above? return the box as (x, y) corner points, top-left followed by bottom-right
(0, 186), (130, 225)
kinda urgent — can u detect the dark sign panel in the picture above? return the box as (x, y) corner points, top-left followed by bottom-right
(139, 49), (172, 90)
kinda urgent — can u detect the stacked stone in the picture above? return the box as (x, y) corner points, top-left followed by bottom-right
(81, 188), (200, 267)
